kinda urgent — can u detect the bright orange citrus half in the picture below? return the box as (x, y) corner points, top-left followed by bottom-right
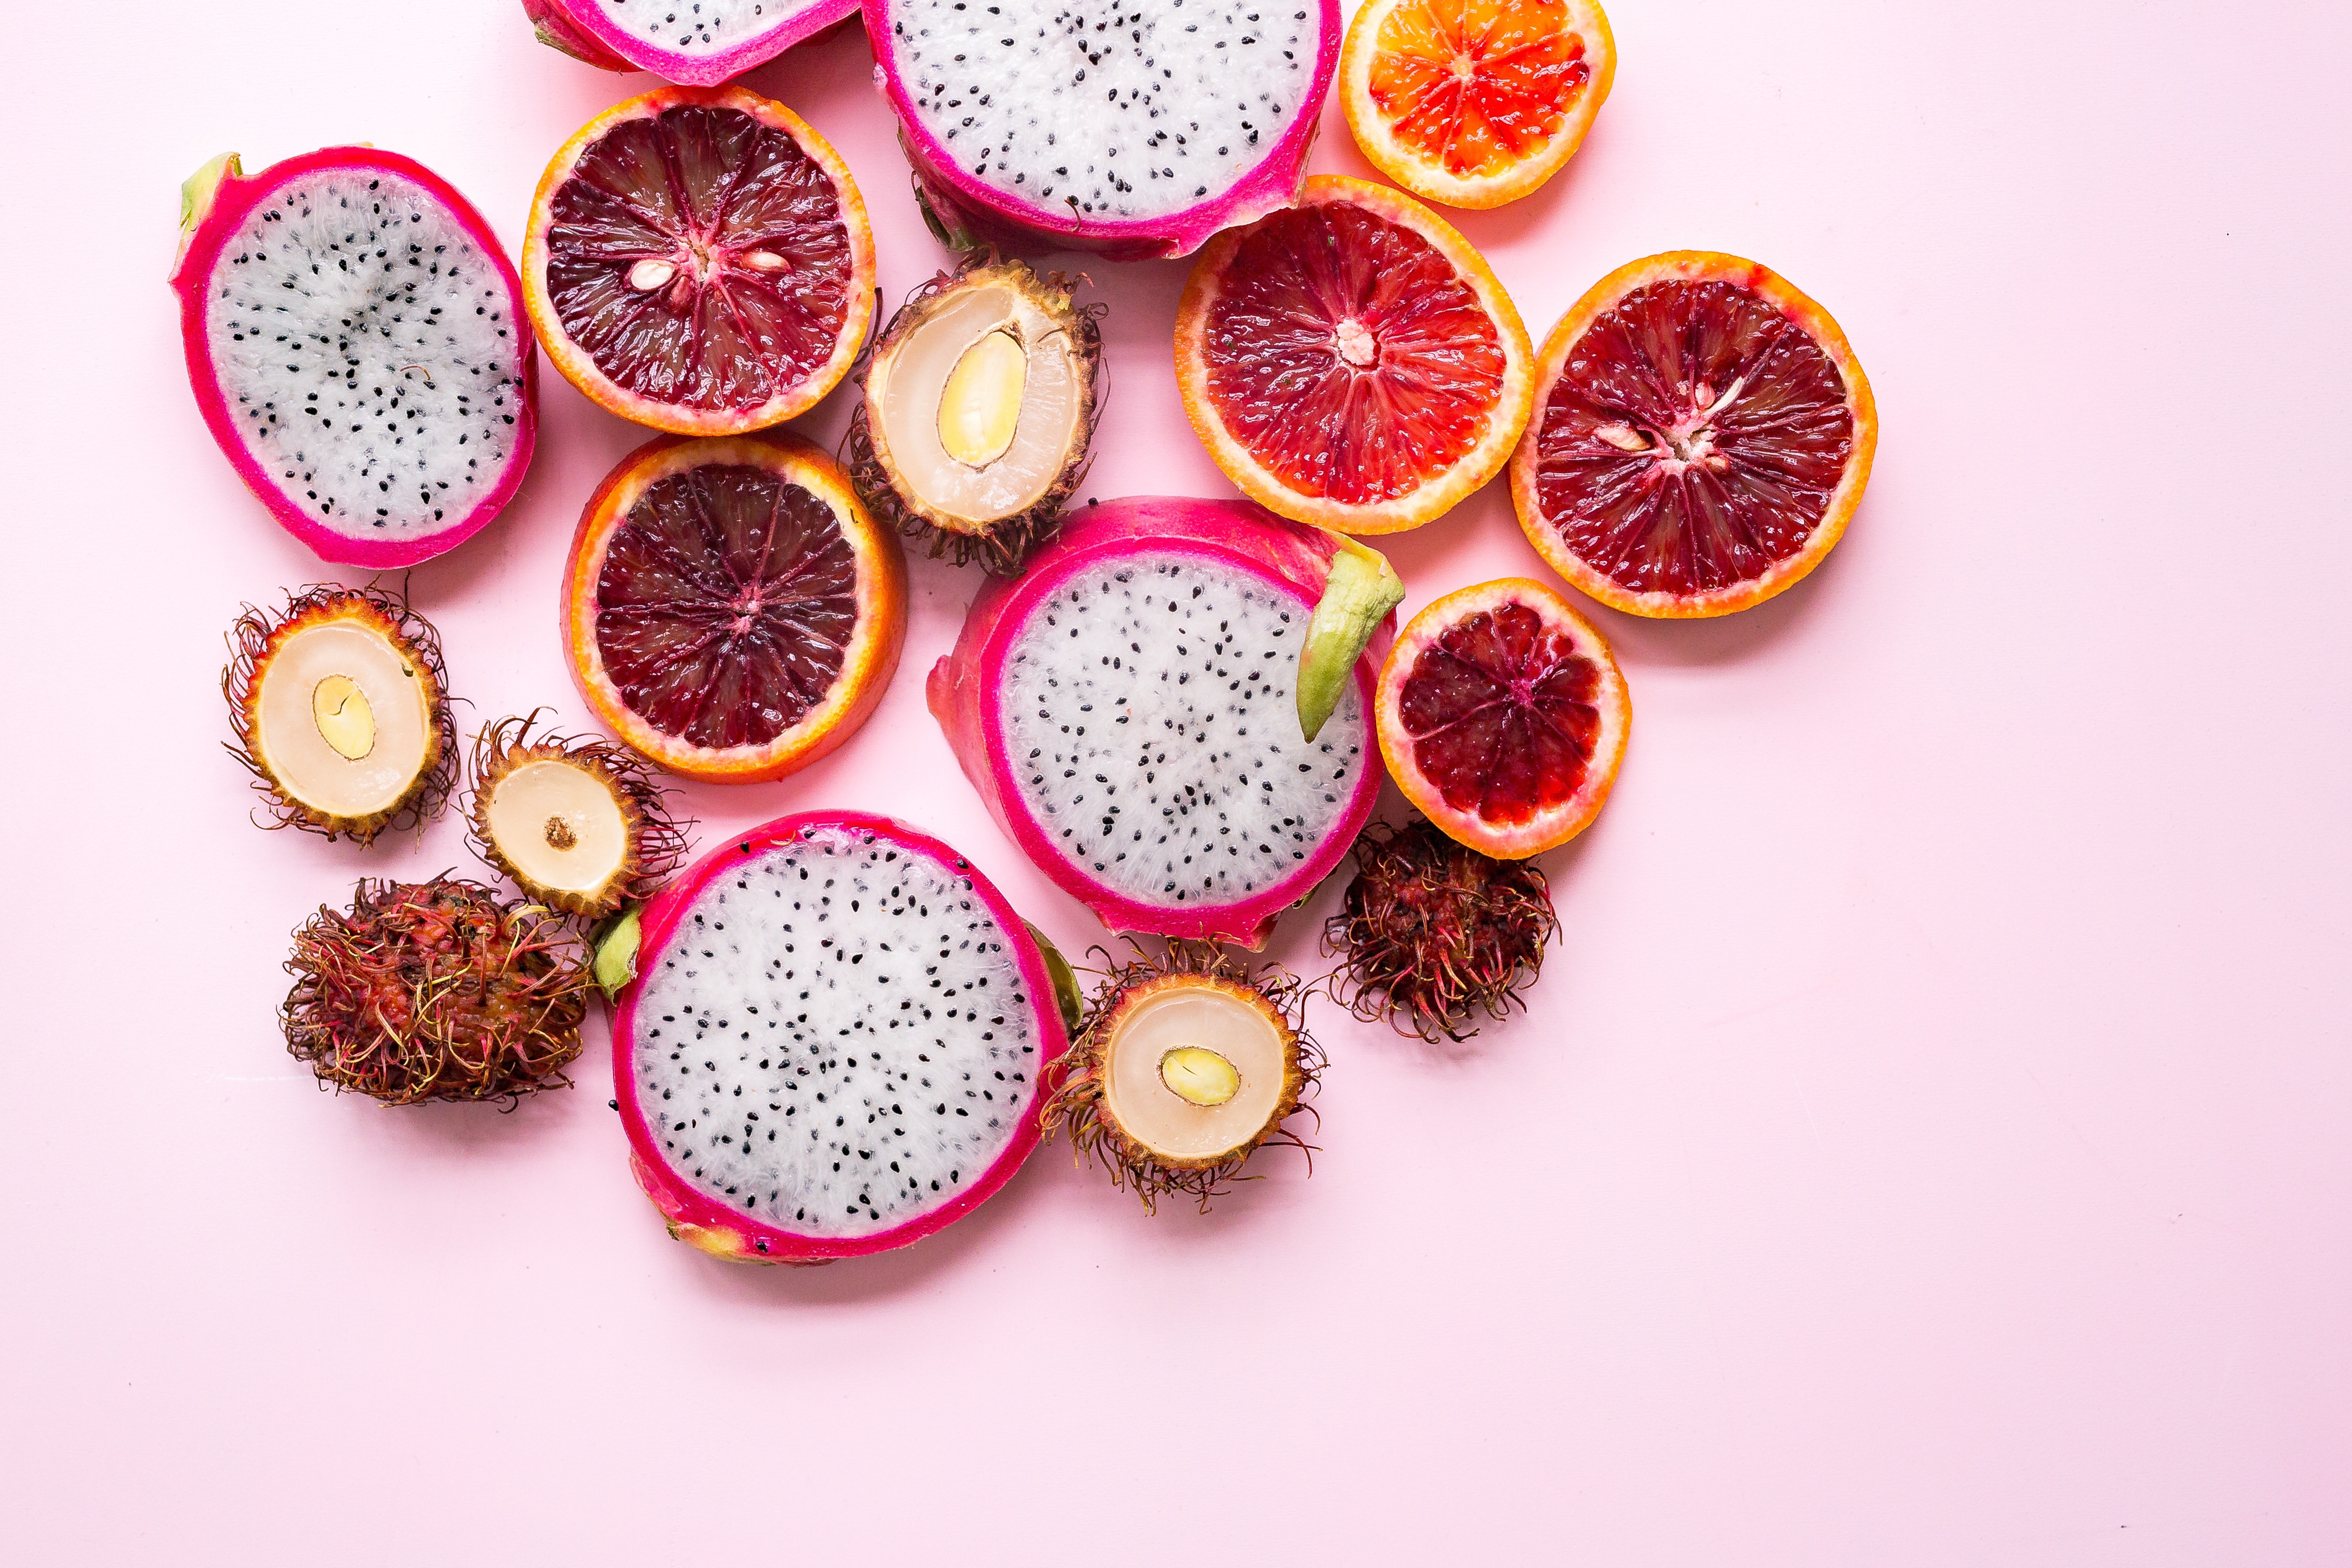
(1510, 251), (1878, 618)
(562, 432), (906, 782)
(1376, 577), (1628, 859)
(1341, 0), (1616, 209)
(1175, 176), (1533, 535)
(523, 86), (875, 437)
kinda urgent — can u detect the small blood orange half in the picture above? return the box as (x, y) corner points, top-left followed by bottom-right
(1340, 0), (1615, 209)
(1376, 577), (1628, 859)
(563, 432), (906, 783)
(1175, 176), (1533, 535)
(524, 86), (875, 437)
(1510, 252), (1878, 618)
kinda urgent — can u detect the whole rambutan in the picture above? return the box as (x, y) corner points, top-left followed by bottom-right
(1324, 817), (1561, 1043)
(281, 877), (591, 1106)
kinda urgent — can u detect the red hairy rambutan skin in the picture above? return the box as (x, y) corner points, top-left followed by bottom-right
(282, 878), (590, 1105)
(1324, 818), (1561, 1043)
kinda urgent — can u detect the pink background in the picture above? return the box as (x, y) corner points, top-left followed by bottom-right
(4, 2), (2347, 1561)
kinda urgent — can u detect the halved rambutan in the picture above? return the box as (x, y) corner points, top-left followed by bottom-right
(1323, 816), (1561, 1042)
(844, 254), (1102, 575)
(464, 712), (689, 919)
(282, 877), (591, 1105)
(1043, 944), (1321, 1213)
(221, 584), (457, 844)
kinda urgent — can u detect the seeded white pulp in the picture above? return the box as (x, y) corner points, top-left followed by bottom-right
(204, 169), (526, 544)
(1000, 550), (1369, 909)
(634, 826), (1043, 1238)
(890, 0), (1323, 219)
(591, 0), (777, 52)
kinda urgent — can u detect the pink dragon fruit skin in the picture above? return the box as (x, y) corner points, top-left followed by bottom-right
(519, 0), (860, 87)
(930, 498), (1392, 949)
(864, 0), (1342, 261)
(170, 146), (538, 570)
(612, 810), (1069, 1265)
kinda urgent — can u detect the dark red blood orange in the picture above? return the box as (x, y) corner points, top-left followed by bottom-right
(1176, 176), (1532, 534)
(1376, 577), (1628, 857)
(524, 86), (875, 436)
(563, 433), (906, 782)
(1510, 251), (1878, 617)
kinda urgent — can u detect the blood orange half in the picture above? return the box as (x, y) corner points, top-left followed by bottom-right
(1340, 0), (1615, 209)
(523, 86), (875, 436)
(1175, 176), (1533, 535)
(562, 433), (906, 782)
(1509, 252), (1878, 618)
(1375, 578), (1628, 858)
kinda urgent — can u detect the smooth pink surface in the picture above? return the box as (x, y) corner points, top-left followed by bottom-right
(927, 497), (1390, 947)
(4, 2), (2348, 1562)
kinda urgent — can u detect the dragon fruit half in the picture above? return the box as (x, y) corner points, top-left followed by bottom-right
(929, 497), (1391, 948)
(170, 147), (537, 568)
(611, 811), (1070, 1264)
(865, 0), (1341, 259)
(521, 0), (858, 85)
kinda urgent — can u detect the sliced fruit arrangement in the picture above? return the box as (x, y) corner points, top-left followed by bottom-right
(222, 584), (459, 845)
(610, 811), (1069, 1264)
(521, 0), (856, 85)
(1176, 176), (1533, 534)
(1375, 577), (1628, 858)
(1044, 944), (1320, 1214)
(172, 147), (537, 568)
(563, 432), (906, 783)
(927, 497), (1392, 949)
(466, 712), (689, 919)
(1325, 817), (1560, 1041)
(1510, 251), (1878, 617)
(523, 86), (875, 436)
(283, 877), (591, 1105)
(1340, 0), (1614, 209)
(844, 254), (1103, 575)
(864, 0), (1340, 260)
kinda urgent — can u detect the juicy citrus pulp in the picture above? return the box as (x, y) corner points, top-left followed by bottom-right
(1175, 176), (1532, 534)
(1343, 0), (1615, 207)
(564, 434), (905, 782)
(1376, 578), (1628, 858)
(1510, 252), (1877, 617)
(526, 87), (874, 436)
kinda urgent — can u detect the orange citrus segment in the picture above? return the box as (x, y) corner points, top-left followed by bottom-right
(1342, 0), (1615, 209)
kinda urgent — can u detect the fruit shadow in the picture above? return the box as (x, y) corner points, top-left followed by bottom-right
(1581, 526), (1856, 669)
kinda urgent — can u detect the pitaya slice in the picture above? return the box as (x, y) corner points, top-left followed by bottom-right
(865, 0), (1341, 260)
(612, 811), (1070, 1264)
(519, 0), (859, 85)
(929, 497), (1391, 948)
(171, 148), (537, 569)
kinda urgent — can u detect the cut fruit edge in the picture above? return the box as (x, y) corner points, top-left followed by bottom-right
(610, 809), (1069, 1263)
(926, 499), (1391, 948)
(521, 85), (876, 436)
(864, 0), (1342, 260)
(171, 146), (539, 569)
(1507, 250), (1879, 619)
(523, 0), (860, 86)
(1376, 576), (1630, 859)
(1174, 176), (1535, 535)
(1339, 0), (1617, 210)
(561, 431), (908, 782)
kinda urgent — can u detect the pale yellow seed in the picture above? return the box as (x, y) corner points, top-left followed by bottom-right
(1158, 1046), (1241, 1108)
(310, 674), (376, 761)
(937, 329), (1027, 468)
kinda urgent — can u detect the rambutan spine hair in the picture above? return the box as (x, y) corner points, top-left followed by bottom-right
(463, 708), (692, 918)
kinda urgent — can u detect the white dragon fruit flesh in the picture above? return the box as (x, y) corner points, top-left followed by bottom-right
(169, 147), (537, 569)
(865, 0), (1341, 259)
(521, 0), (859, 85)
(612, 811), (1069, 1264)
(929, 497), (1391, 948)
